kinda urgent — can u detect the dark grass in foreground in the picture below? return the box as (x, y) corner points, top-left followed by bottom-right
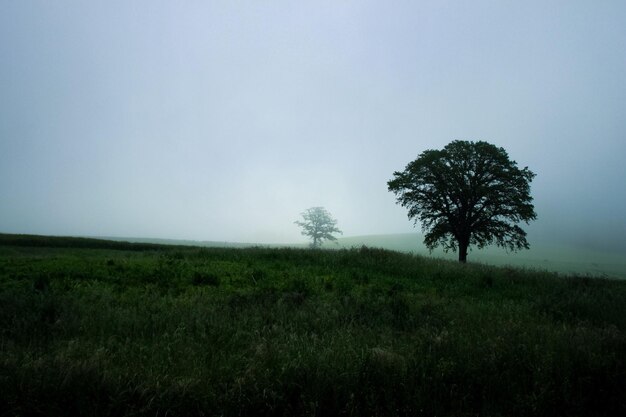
(1, 236), (625, 416)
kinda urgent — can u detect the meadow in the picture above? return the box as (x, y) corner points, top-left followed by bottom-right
(328, 233), (626, 280)
(98, 232), (626, 279)
(1, 234), (625, 416)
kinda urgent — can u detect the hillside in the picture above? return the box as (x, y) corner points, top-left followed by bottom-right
(8, 230), (622, 279)
(1, 235), (625, 416)
(328, 233), (626, 279)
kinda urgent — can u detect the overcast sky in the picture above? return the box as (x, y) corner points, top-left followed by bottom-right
(1, 1), (625, 248)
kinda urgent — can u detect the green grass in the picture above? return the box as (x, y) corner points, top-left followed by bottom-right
(1, 234), (625, 416)
(328, 233), (626, 279)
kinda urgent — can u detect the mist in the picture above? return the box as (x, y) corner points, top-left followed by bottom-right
(1, 1), (625, 253)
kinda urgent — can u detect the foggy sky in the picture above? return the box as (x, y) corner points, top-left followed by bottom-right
(1, 1), (625, 249)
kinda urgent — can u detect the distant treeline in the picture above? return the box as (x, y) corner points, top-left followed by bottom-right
(0, 233), (179, 251)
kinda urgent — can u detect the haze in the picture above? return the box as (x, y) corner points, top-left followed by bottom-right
(1, 1), (625, 252)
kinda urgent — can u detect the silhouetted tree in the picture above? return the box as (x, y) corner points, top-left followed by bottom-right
(295, 207), (342, 248)
(388, 140), (536, 262)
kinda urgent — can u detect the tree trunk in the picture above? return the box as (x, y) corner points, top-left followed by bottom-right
(458, 238), (468, 263)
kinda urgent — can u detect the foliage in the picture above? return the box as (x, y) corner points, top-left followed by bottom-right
(1, 236), (625, 416)
(295, 206), (342, 248)
(388, 140), (537, 262)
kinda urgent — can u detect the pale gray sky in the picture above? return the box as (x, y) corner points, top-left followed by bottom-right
(1, 1), (625, 249)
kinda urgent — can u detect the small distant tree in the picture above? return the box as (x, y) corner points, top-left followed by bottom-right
(387, 140), (537, 263)
(295, 207), (342, 248)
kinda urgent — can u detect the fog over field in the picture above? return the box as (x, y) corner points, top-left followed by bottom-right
(1, 1), (625, 253)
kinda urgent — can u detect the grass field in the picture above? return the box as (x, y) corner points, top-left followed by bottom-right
(88, 232), (626, 279)
(1, 234), (625, 416)
(328, 233), (626, 280)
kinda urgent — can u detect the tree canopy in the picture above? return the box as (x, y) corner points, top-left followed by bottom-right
(387, 140), (537, 262)
(295, 207), (342, 249)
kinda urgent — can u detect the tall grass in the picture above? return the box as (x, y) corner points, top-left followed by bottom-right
(1, 240), (625, 416)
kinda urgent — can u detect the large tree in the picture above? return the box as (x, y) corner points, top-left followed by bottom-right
(387, 140), (536, 262)
(295, 207), (342, 249)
